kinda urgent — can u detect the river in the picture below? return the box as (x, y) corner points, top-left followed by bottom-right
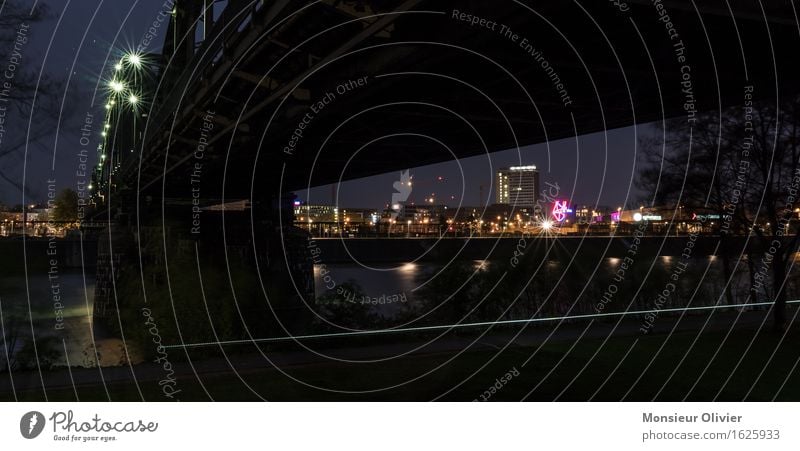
(0, 271), (138, 369)
(313, 255), (789, 317)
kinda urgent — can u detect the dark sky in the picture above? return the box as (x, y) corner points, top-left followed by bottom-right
(0, 0), (182, 206)
(2, 0), (650, 209)
(304, 125), (650, 210)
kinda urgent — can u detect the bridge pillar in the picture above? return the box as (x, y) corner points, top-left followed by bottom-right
(92, 192), (315, 351)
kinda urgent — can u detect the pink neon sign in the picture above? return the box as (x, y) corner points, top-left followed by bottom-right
(552, 200), (568, 222)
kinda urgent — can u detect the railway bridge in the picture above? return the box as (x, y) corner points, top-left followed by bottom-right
(88, 0), (800, 341)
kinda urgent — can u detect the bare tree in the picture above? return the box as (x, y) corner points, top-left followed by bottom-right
(640, 114), (735, 308)
(638, 95), (800, 331)
(0, 2), (65, 196)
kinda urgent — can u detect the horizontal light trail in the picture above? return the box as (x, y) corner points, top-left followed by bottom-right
(162, 299), (799, 349)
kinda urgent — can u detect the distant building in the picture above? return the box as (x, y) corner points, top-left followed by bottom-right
(496, 165), (540, 209)
(575, 205), (592, 223)
(574, 205), (612, 223)
(294, 204), (338, 223)
(445, 206), (482, 223)
(339, 208), (379, 225)
(402, 203), (446, 223)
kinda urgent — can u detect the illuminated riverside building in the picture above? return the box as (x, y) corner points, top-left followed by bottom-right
(294, 203), (383, 236)
(294, 204), (339, 223)
(397, 203), (446, 223)
(496, 165), (540, 209)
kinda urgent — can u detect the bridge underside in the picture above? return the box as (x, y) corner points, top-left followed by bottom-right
(87, 0), (800, 362)
(116, 0), (799, 202)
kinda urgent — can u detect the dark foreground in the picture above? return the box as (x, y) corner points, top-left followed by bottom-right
(1, 310), (798, 401)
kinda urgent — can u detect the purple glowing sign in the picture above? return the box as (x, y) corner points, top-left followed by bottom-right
(552, 200), (568, 222)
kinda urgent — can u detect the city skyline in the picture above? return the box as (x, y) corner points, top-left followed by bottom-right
(301, 125), (648, 211)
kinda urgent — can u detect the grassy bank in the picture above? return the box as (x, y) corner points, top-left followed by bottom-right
(7, 326), (799, 401)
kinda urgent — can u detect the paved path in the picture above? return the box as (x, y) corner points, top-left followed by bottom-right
(0, 306), (793, 396)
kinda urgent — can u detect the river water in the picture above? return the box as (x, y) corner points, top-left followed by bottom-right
(313, 255), (796, 315)
(1, 255), (793, 371)
(0, 271), (137, 368)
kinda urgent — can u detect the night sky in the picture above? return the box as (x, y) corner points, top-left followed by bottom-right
(1, 0), (650, 210)
(1, 0), (173, 206)
(305, 125), (650, 210)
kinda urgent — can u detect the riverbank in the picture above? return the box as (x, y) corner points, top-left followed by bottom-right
(0, 237), (97, 275)
(2, 308), (797, 401)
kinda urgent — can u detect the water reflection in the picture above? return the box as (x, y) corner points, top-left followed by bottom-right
(0, 272), (138, 368)
(314, 254), (800, 311)
(314, 263), (421, 301)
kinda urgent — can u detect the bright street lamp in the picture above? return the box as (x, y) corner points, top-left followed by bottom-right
(109, 80), (125, 93)
(127, 53), (142, 68)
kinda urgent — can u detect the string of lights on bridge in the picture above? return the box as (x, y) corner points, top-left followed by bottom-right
(91, 51), (146, 195)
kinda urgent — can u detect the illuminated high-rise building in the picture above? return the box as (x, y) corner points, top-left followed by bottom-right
(496, 165), (540, 208)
